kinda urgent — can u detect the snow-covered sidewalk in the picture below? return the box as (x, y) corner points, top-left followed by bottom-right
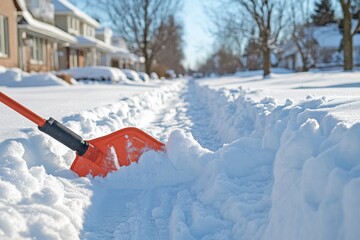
(1, 70), (360, 240)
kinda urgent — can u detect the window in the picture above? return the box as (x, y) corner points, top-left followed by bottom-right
(68, 16), (79, 34)
(0, 15), (9, 57)
(82, 24), (95, 37)
(30, 36), (45, 63)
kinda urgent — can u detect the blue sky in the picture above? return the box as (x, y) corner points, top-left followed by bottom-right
(180, 0), (215, 69)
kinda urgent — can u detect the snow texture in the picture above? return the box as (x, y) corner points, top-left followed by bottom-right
(0, 67), (360, 239)
(0, 68), (70, 87)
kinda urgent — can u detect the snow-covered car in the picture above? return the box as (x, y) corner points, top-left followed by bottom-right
(150, 72), (159, 80)
(57, 66), (128, 84)
(122, 69), (143, 82)
(165, 69), (176, 79)
(138, 72), (150, 82)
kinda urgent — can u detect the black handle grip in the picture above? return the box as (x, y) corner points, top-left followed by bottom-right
(38, 117), (88, 156)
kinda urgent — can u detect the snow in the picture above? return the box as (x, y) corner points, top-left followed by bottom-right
(0, 68), (70, 87)
(57, 66), (128, 83)
(308, 22), (360, 49)
(122, 69), (143, 82)
(53, 0), (100, 28)
(17, 0), (76, 43)
(75, 35), (115, 53)
(1, 67), (360, 239)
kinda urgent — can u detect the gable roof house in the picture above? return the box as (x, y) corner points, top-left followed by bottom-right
(311, 23), (360, 68)
(279, 22), (360, 71)
(53, 0), (118, 69)
(0, 0), (21, 68)
(16, 0), (76, 72)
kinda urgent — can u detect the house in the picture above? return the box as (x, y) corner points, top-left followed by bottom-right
(16, 0), (76, 72)
(110, 34), (144, 71)
(0, 0), (21, 68)
(53, 0), (142, 70)
(279, 22), (360, 71)
(0, 0), (142, 73)
(277, 40), (310, 71)
(53, 0), (105, 69)
(53, 0), (141, 70)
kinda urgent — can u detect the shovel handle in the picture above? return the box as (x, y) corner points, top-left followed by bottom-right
(0, 92), (91, 156)
(0, 92), (46, 127)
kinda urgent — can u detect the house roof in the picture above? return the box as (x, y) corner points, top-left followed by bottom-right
(74, 36), (140, 61)
(281, 40), (298, 58)
(311, 22), (360, 49)
(16, 0), (76, 43)
(112, 48), (139, 62)
(75, 35), (115, 53)
(311, 24), (342, 49)
(281, 22), (360, 58)
(53, 0), (100, 28)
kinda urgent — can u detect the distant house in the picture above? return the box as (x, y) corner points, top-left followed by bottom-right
(279, 22), (360, 71)
(0, 0), (142, 73)
(0, 0), (20, 68)
(277, 40), (313, 71)
(110, 35), (143, 71)
(16, 0), (76, 72)
(53, 0), (142, 70)
(53, 0), (106, 69)
(95, 28), (141, 70)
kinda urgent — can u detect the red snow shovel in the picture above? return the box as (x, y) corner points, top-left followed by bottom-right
(0, 92), (164, 177)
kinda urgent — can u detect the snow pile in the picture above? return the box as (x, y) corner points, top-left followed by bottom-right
(0, 135), (92, 239)
(191, 81), (360, 239)
(61, 81), (184, 140)
(58, 67), (129, 84)
(1, 70), (360, 239)
(0, 80), (183, 239)
(0, 65), (6, 74)
(122, 69), (143, 83)
(82, 79), (360, 239)
(0, 68), (70, 87)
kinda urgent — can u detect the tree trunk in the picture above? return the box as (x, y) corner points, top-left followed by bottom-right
(294, 38), (309, 72)
(263, 46), (271, 77)
(145, 58), (152, 74)
(342, 2), (353, 71)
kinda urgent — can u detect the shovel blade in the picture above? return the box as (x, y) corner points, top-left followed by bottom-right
(70, 127), (164, 177)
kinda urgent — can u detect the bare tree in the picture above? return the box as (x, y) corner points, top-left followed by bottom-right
(217, 0), (289, 77)
(339, 0), (360, 71)
(351, 0), (360, 30)
(289, 0), (316, 71)
(206, 3), (247, 64)
(340, 0), (354, 70)
(92, 0), (181, 74)
(198, 46), (241, 76)
(154, 16), (185, 76)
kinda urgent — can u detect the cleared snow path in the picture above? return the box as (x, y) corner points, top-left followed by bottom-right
(80, 79), (274, 239)
(143, 79), (224, 150)
(80, 79), (232, 239)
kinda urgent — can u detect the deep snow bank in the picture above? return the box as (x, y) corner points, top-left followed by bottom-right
(192, 81), (360, 240)
(0, 68), (70, 87)
(80, 80), (360, 239)
(0, 81), (184, 239)
(1, 76), (360, 239)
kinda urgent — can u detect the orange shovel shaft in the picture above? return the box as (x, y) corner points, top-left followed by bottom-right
(0, 92), (46, 127)
(1, 92), (94, 157)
